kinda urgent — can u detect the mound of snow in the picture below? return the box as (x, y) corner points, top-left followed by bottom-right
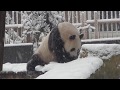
(36, 57), (103, 79)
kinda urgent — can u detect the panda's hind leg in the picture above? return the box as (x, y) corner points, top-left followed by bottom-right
(27, 54), (46, 72)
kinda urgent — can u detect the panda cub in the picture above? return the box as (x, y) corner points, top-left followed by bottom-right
(27, 22), (84, 71)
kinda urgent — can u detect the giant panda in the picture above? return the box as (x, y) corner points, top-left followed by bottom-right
(27, 22), (84, 71)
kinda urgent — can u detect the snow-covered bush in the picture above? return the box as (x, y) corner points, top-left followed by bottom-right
(5, 11), (65, 45)
(22, 11), (65, 45)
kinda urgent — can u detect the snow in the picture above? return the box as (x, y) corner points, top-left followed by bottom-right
(4, 43), (33, 47)
(2, 57), (103, 79)
(82, 37), (120, 42)
(5, 24), (23, 29)
(3, 63), (27, 73)
(86, 18), (120, 24)
(2, 44), (120, 79)
(36, 57), (103, 79)
(81, 44), (120, 60)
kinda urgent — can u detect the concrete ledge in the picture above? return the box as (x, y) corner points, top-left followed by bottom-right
(3, 43), (33, 63)
(82, 38), (120, 44)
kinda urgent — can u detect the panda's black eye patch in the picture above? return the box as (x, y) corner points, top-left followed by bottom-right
(70, 48), (75, 52)
(69, 35), (76, 40)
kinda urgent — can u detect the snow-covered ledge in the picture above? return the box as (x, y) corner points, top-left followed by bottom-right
(81, 37), (120, 44)
(80, 44), (120, 60)
(4, 43), (33, 47)
(80, 44), (120, 79)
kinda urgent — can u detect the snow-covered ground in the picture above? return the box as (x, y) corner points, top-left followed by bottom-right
(2, 44), (120, 79)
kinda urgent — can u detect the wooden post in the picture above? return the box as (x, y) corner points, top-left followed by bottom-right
(72, 11), (74, 23)
(94, 11), (99, 39)
(76, 11), (78, 23)
(81, 11), (88, 39)
(84, 11), (89, 39)
(0, 11), (6, 71)
(68, 11), (70, 22)
(111, 11), (113, 37)
(81, 12), (85, 39)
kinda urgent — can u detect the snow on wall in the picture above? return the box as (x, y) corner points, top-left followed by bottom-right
(82, 37), (120, 42)
(3, 63), (27, 73)
(4, 43), (33, 47)
(81, 44), (120, 60)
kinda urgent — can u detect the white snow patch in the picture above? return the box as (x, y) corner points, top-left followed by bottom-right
(3, 63), (27, 73)
(36, 57), (103, 79)
(81, 44), (120, 60)
(5, 24), (23, 29)
(82, 37), (120, 42)
(4, 43), (33, 47)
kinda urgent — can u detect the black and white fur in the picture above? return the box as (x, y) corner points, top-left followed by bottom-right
(27, 22), (84, 71)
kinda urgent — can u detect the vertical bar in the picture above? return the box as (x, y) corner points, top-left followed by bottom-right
(78, 11), (80, 23)
(87, 11), (92, 39)
(80, 11), (82, 23)
(74, 11), (76, 23)
(63, 11), (65, 22)
(0, 11), (6, 71)
(65, 11), (68, 22)
(72, 11), (74, 23)
(16, 11), (19, 36)
(106, 11), (109, 38)
(12, 11), (14, 24)
(102, 11), (104, 38)
(68, 11), (71, 22)
(76, 11), (78, 23)
(84, 11), (89, 39)
(111, 11), (113, 37)
(6, 11), (9, 24)
(115, 11), (118, 37)
(12, 11), (15, 43)
(81, 12), (84, 38)
(21, 11), (23, 23)
(94, 11), (99, 39)
(21, 11), (23, 37)
(88, 11), (91, 20)
(97, 11), (100, 38)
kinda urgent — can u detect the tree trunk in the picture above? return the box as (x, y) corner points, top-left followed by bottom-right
(0, 11), (6, 71)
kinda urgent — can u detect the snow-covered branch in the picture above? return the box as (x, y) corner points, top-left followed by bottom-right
(5, 24), (23, 29)
(77, 24), (96, 30)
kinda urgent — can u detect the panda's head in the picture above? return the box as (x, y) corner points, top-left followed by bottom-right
(58, 22), (84, 59)
(48, 22), (84, 62)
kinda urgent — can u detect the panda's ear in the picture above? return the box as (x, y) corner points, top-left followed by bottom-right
(79, 33), (84, 39)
